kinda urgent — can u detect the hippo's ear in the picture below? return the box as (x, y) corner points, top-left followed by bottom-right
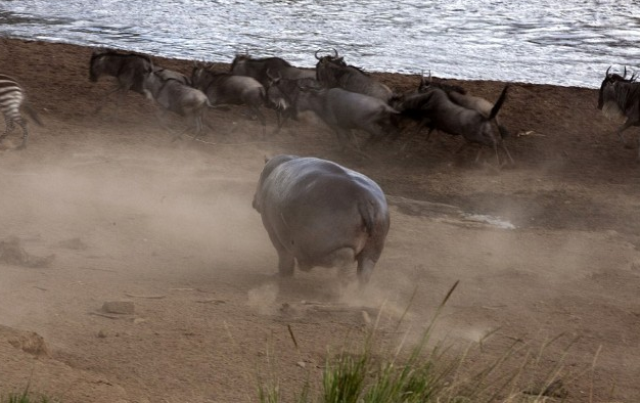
(263, 155), (270, 164)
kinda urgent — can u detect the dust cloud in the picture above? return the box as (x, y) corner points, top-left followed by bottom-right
(0, 141), (275, 283)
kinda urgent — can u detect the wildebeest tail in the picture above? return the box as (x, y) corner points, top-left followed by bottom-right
(206, 99), (231, 111)
(489, 84), (509, 120)
(384, 104), (400, 114)
(358, 196), (378, 236)
(23, 102), (43, 126)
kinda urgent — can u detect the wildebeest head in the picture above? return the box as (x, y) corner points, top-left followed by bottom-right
(191, 63), (215, 88)
(230, 54), (293, 86)
(314, 48), (346, 67)
(418, 73), (467, 95)
(89, 50), (111, 82)
(264, 68), (320, 113)
(264, 69), (285, 110)
(229, 54), (251, 75)
(597, 66), (633, 110)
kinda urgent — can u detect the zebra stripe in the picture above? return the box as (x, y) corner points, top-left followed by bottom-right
(0, 74), (35, 149)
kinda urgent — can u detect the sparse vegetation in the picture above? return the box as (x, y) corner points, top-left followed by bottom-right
(259, 282), (590, 403)
(2, 390), (55, 403)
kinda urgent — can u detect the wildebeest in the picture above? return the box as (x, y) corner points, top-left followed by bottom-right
(141, 69), (212, 140)
(315, 49), (394, 102)
(89, 50), (154, 111)
(597, 66), (640, 159)
(230, 54), (315, 88)
(252, 155), (390, 284)
(155, 66), (191, 86)
(191, 66), (267, 137)
(264, 70), (319, 132)
(295, 85), (399, 149)
(0, 74), (43, 149)
(418, 75), (511, 139)
(393, 85), (511, 166)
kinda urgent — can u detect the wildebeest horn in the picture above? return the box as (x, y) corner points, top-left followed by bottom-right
(623, 66), (627, 79)
(315, 49), (323, 60)
(605, 65), (611, 77)
(331, 48), (338, 58)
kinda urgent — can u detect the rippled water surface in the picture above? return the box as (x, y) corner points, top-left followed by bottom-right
(1, 1), (639, 88)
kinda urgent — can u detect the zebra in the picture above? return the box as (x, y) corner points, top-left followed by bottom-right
(0, 74), (42, 150)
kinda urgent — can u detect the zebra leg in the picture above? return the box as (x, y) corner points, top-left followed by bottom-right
(16, 119), (29, 150)
(0, 119), (14, 140)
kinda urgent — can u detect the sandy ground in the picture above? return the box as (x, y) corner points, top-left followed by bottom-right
(0, 38), (639, 403)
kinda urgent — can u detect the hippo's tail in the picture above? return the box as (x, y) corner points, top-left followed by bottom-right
(358, 197), (378, 236)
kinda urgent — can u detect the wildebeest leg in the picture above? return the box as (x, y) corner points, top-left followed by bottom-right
(150, 107), (182, 142)
(272, 110), (286, 135)
(400, 120), (429, 152)
(253, 107), (267, 139)
(94, 86), (123, 115)
(455, 140), (471, 155)
(492, 142), (501, 167)
(615, 120), (636, 149)
(332, 127), (359, 149)
(191, 114), (205, 141)
(500, 140), (515, 165)
(362, 123), (385, 148)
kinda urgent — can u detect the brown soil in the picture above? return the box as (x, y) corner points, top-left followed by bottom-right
(0, 38), (639, 403)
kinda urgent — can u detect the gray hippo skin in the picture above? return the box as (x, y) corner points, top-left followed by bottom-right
(252, 155), (390, 284)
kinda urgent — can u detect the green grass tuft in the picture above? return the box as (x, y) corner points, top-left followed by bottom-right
(256, 280), (598, 403)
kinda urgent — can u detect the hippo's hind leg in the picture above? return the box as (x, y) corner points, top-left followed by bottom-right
(264, 225), (295, 277)
(356, 242), (384, 285)
(277, 249), (295, 277)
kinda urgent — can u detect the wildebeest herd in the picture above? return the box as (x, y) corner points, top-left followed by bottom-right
(1, 48), (639, 283)
(84, 48), (517, 165)
(0, 48), (638, 163)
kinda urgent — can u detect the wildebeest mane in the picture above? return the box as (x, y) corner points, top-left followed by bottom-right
(90, 50), (153, 66)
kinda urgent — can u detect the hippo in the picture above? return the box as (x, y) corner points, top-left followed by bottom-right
(252, 155), (390, 284)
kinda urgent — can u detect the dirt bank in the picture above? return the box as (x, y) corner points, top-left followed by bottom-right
(0, 38), (639, 402)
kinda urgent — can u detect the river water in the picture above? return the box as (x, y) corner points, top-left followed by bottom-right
(0, 0), (639, 88)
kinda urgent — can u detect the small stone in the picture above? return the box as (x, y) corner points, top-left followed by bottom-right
(102, 301), (135, 315)
(296, 361), (306, 369)
(97, 330), (107, 338)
